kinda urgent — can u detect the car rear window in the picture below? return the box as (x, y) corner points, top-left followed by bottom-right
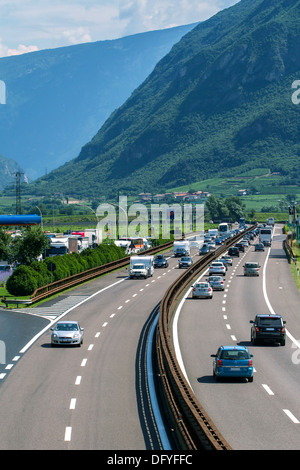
(220, 350), (249, 360)
(257, 317), (282, 327)
(246, 263), (259, 268)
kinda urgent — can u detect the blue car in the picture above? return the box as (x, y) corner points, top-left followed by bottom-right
(211, 345), (254, 382)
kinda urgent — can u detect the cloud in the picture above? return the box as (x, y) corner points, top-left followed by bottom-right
(0, 0), (240, 57)
(7, 44), (39, 56)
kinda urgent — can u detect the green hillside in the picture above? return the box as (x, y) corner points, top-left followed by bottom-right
(28, 0), (300, 200)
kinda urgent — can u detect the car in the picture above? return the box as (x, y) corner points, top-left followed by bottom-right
(192, 281), (213, 299)
(154, 254), (169, 268)
(235, 242), (245, 252)
(211, 345), (254, 382)
(220, 255), (232, 266)
(215, 237), (223, 245)
(209, 261), (226, 276)
(243, 262), (260, 276)
(208, 242), (216, 251)
(255, 243), (265, 251)
(263, 240), (272, 247)
(241, 239), (249, 247)
(218, 259), (228, 271)
(199, 244), (210, 255)
(250, 314), (286, 346)
(228, 246), (239, 257)
(178, 256), (193, 268)
(51, 320), (84, 347)
(207, 275), (225, 291)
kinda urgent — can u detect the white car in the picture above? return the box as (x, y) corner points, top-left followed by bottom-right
(209, 261), (226, 276)
(51, 320), (84, 347)
(192, 282), (213, 299)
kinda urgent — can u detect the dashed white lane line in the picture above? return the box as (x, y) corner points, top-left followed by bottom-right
(88, 344), (94, 351)
(81, 358), (88, 367)
(64, 427), (72, 442)
(75, 376), (81, 385)
(262, 384), (274, 396)
(102, 322), (108, 327)
(70, 398), (77, 410)
(95, 332), (100, 338)
(283, 409), (300, 424)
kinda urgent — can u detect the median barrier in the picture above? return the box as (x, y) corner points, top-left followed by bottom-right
(155, 225), (257, 450)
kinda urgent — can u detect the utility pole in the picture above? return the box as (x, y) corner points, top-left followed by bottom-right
(16, 171), (23, 215)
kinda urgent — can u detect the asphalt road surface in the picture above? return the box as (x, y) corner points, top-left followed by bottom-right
(175, 226), (300, 450)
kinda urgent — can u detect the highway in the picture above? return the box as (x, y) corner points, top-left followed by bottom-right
(0, 250), (189, 450)
(0, 226), (299, 450)
(175, 225), (300, 450)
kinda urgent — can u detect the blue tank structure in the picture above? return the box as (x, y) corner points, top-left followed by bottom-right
(0, 214), (42, 226)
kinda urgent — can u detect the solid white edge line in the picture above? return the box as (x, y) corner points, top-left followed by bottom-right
(262, 227), (300, 350)
(173, 267), (209, 390)
(19, 277), (128, 354)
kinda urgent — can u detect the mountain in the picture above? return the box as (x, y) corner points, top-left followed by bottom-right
(0, 154), (26, 190)
(29, 0), (300, 200)
(0, 23), (197, 181)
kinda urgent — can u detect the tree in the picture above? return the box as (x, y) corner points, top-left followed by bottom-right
(11, 227), (50, 265)
(0, 229), (11, 261)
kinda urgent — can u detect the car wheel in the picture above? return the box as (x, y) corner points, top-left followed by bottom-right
(248, 377), (254, 383)
(281, 339), (286, 346)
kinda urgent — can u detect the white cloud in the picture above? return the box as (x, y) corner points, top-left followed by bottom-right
(0, 0), (240, 57)
(7, 44), (39, 56)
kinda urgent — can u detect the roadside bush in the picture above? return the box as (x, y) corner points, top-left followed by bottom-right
(6, 265), (42, 296)
(6, 243), (128, 296)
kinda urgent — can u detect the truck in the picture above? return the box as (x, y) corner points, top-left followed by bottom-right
(129, 255), (154, 279)
(259, 227), (272, 246)
(173, 241), (190, 257)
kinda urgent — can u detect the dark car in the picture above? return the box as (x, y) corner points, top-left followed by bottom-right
(255, 243), (265, 251)
(250, 314), (286, 346)
(154, 254), (169, 268)
(228, 246), (239, 257)
(235, 242), (245, 252)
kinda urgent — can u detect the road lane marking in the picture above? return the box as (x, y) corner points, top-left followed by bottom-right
(283, 409), (300, 424)
(81, 358), (87, 367)
(64, 427), (72, 441)
(0, 373), (6, 379)
(262, 230), (300, 350)
(70, 398), (76, 410)
(88, 344), (94, 351)
(95, 332), (100, 338)
(75, 376), (81, 385)
(262, 384), (274, 396)
(102, 322), (108, 327)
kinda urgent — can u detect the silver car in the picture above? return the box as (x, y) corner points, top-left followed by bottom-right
(192, 282), (213, 299)
(243, 262), (260, 276)
(207, 275), (225, 291)
(51, 320), (84, 347)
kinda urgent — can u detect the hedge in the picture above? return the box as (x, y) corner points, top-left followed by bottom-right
(6, 244), (126, 296)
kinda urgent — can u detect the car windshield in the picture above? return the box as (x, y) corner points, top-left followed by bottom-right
(181, 257), (190, 261)
(257, 317), (282, 327)
(220, 349), (249, 360)
(209, 276), (222, 281)
(195, 283), (208, 288)
(56, 323), (79, 331)
(246, 263), (259, 268)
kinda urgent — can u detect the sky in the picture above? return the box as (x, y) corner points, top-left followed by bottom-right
(0, 0), (240, 58)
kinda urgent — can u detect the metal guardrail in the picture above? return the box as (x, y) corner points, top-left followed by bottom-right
(28, 241), (175, 304)
(155, 225), (257, 450)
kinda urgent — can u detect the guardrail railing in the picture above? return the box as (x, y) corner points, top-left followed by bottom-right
(155, 225), (257, 450)
(29, 241), (174, 304)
